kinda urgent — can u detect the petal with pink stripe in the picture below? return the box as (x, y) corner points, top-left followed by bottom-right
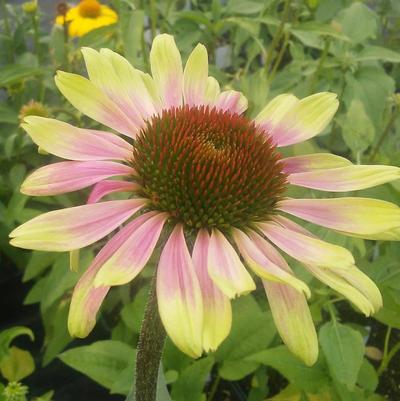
(263, 280), (318, 366)
(208, 229), (255, 299)
(278, 198), (400, 238)
(68, 214), (155, 337)
(183, 44), (208, 106)
(21, 161), (134, 196)
(281, 153), (352, 174)
(192, 229), (231, 352)
(288, 165), (400, 192)
(22, 116), (132, 161)
(232, 228), (310, 297)
(214, 90), (248, 115)
(256, 92), (338, 147)
(150, 34), (183, 108)
(55, 71), (138, 137)
(157, 225), (203, 358)
(9, 199), (145, 251)
(258, 221), (355, 270)
(94, 212), (168, 287)
(87, 180), (139, 204)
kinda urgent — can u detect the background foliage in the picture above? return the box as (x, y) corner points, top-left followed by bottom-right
(1, 0), (400, 400)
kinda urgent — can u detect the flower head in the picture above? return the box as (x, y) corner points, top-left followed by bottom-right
(12, 35), (400, 365)
(55, 0), (118, 37)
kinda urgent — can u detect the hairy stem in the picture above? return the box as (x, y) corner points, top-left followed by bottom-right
(133, 274), (166, 401)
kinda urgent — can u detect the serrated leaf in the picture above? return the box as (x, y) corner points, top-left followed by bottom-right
(319, 321), (364, 390)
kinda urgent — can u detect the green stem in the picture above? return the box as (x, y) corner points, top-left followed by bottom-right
(1, 0), (13, 62)
(133, 274), (166, 401)
(379, 342), (400, 376)
(268, 31), (289, 84)
(368, 106), (399, 162)
(207, 375), (221, 401)
(149, 0), (158, 40)
(308, 38), (331, 94)
(264, 0), (291, 77)
(31, 12), (41, 63)
(377, 326), (391, 375)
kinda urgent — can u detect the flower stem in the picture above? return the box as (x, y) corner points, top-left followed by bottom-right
(133, 274), (166, 401)
(308, 38), (331, 94)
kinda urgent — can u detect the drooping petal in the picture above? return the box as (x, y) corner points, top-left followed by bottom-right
(183, 44), (208, 106)
(157, 224), (203, 358)
(55, 71), (138, 137)
(256, 92), (338, 147)
(263, 280), (318, 366)
(288, 165), (400, 192)
(278, 198), (400, 239)
(94, 212), (168, 287)
(150, 34), (183, 108)
(87, 180), (139, 204)
(9, 199), (145, 251)
(68, 214), (154, 337)
(22, 116), (132, 161)
(232, 228), (310, 297)
(204, 76), (220, 104)
(20, 161), (133, 196)
(192, 229), (231, 352)
(214, 90), (248, 115)
(281, 153), (352, 174)
(258, 221), (355, 270)
(208, 229), (256, 299)
(305, 264), (382, 316)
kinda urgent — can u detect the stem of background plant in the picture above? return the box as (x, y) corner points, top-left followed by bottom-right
(308, 38), (330, 94)
(264, 0), (291, 78)
(149, 0), (158, 41)
(368, 105), (399, 162)
(378, 326), (400, 375)
(268, 31), (289, 84)
(207, 375), (221, 401)
(1, 0), (14, 63)
(130, 273), (166, 401)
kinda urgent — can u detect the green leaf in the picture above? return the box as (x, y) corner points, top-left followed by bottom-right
(219, 359), (259, 380)
(225, 0), (265, 15)
(0, 106), (18, 124)
(0, 65), (44, 86)
(248, 346), (329, 392)
(319, 321), (364, 390)
(336, 2), (378, 44)
(357, 359), (378, 393)
(339, 99), (375, 157)
(356, 45), (400, 63)
(59, 340), (136, 390)
(0, 346), (35, 381)
(290, 21), (350, 41)
(171, 356), (215, 401)
(121, 9), (144, 66)
(0, 326), (34, 362)
(214, 295), (276, 365)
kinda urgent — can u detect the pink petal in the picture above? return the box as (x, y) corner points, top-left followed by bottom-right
(94, 212), (168, 286)
(192, 229), (231, 352)
(258, 221), (355, 270)
(22, 116), (132, 161)
(10, 199), (146, 251)
(21, 161), (134, 196)
(157, 224), (203, 358)
(208, 229), (255, 299)
(87, 180), (140, 203)
(214, 90), (248, 115)
(68, 213), (155, 337)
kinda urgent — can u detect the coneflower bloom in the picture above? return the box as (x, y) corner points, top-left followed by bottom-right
(56, 0), (118, 37)
(11, 34), (400, 365)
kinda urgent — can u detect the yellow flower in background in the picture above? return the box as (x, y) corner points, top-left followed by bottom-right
(56, 0), (118, 37)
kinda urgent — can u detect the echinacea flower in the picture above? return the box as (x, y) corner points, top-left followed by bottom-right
(11, 34), (400, 365)
(56, 0), (118, 37)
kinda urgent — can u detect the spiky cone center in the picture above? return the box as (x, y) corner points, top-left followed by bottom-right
(132, 106), (287, 231)
(79, 0), (101, 18)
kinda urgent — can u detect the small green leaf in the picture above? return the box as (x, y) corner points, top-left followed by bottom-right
(0, 326), (34, 362)
(319, 321), (364, 390)
(357, 46), (400, 63)
(357, 359), (378, 393)
(0, 346), (35, 381)
(0, 65), (44, 86)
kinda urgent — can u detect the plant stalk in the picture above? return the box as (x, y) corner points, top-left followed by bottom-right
(133, 274), (166, 401)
